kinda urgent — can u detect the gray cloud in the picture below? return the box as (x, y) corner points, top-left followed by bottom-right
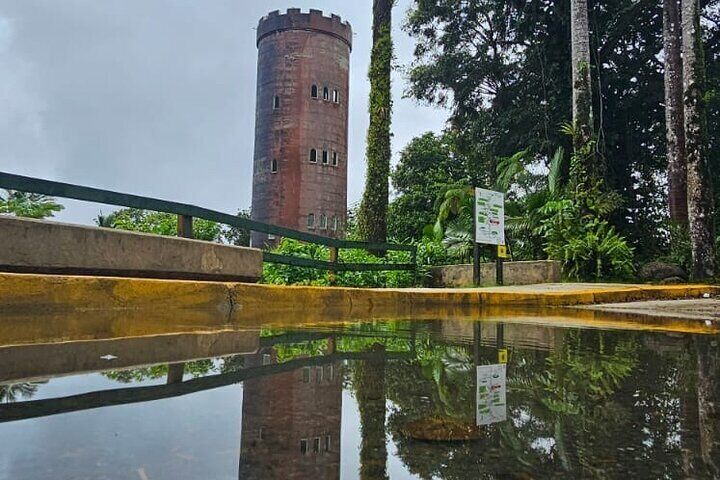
(0, 0), (446, 223)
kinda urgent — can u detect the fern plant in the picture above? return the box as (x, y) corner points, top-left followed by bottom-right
(536, 200), (634, 280)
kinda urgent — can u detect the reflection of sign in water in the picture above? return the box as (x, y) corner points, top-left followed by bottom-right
(475, 188), (505, 245)
(476, 364), (507, 426)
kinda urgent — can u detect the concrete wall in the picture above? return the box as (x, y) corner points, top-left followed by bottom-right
(429, 260), (562, 287)
(0, 330), (261, 383)
(0, 216), (263, 282)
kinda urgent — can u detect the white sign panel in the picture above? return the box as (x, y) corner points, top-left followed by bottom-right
(476, 364), (507, 426)
(474, 188), (505, 245)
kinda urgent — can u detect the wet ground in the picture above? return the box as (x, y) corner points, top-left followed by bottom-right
(583, 298), (720, 321)
(1, 311), (719, 479)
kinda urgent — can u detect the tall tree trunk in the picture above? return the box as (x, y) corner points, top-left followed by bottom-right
(355, 344), (389, 480)
(695, 336), (720, 476)
(570, 0), (594, 151)
(682, 0), (717, 280)
(357, 0), (393, 246)
(663, 0), (689, 226)
(679, 340), (705, 477)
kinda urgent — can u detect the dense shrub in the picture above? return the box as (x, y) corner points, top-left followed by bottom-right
(536, 199), (635, 280)
(262, 237), (451, 287)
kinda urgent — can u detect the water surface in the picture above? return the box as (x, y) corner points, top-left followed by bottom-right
(1, 315), (719, 479)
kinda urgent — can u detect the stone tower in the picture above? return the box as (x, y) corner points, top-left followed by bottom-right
(251, 9), (352, 248)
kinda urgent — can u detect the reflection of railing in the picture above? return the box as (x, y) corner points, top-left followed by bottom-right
(0, 350), (409, 423)
(0, 171), (417, 272)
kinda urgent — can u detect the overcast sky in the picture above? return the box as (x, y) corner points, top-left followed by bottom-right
(0, 0), (448, 224)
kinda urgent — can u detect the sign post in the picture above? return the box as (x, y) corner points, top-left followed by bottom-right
(473, 187), (506, 286)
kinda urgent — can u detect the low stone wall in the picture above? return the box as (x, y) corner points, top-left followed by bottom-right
(429, 260), (562, 287)
(0, 216), (263, 282)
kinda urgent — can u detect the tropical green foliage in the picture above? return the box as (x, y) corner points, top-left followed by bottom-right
(108, 208), (222, 241)
(0, 190), (63, 219)
(536, 199), (635, 280)
(533, 137), (635, 280)
(0, 381), (46, 403)
(428, 187), (475, 263)
(389, 132), (484, 241)
(415, 345), (475, 419)
(531, 334), (638, 415)
(222, 209), (252, 246)
(103, 360), (216, 383)
(665, 223), (693, 272)
(261, 237), (450, 287)
(496, 146), (567, 260)
(403, 0), (720, 263)
(421, 129), (635, 280)
(99, 207), (250, 246)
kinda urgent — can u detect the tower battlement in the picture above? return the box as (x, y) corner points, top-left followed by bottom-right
(257, 9), (352, 50)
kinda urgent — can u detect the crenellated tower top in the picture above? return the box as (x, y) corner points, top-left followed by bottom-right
(257, 9), (353, 50)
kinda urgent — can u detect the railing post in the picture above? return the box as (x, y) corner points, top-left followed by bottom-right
(411, 246), (419, 286)
(328, 246), (339, 285)
(177, 214), (193, 239)
(166, 362), (186, 384)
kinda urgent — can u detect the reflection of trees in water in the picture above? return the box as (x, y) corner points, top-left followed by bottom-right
(220, 354), (245, 373)
(414, 343), (474, 419)
(0, 381), (46, 403)
(354, 344), (390, 480)
(102, 359), (216, 383)
(382, 329), (720, 479)
(696, 336), (720, 477)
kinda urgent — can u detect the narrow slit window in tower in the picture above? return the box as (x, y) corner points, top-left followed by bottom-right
(332, 152), (338, 166)
(323, 87), (329, 100)
(333, 89), (339, 103)
(273, 95), (280, 109)
(271, 158), (278, 173)
(322, 150), (328, 164)
(310, 149), (317, 162)
(311, 85), (318, 98)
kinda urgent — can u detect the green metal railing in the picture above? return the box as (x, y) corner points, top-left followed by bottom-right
(0, 171), (416, 273)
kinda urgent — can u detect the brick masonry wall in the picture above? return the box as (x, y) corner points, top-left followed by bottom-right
(251, 10), (351, 248)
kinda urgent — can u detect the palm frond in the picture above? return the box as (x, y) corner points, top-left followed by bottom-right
(548, 146), (566, 195)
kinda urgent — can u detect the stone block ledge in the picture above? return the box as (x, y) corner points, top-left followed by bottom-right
(0, 216), (263, 283)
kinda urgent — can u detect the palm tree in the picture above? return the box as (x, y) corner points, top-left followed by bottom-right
(94, 211), (117, 228)
(0, 382), (45, 403)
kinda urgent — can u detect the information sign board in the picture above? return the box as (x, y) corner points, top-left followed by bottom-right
(475, 188), (505, 245)
(476, 363), (507, 426)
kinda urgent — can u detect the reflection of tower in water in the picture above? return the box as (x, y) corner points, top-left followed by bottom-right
(239, 348), (342, 480)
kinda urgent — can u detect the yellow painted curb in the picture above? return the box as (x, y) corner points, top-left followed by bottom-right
(0, 273), (717, 318)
